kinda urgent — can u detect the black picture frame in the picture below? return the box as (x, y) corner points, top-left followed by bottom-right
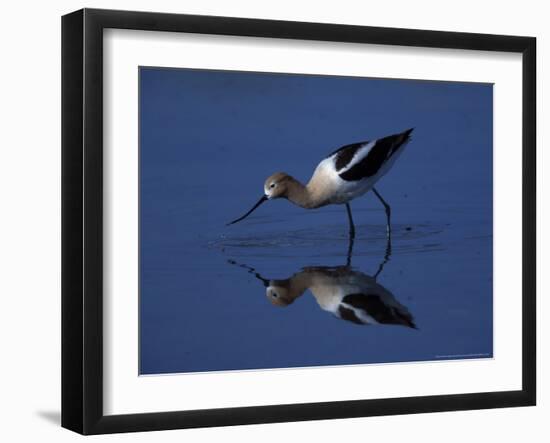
(62, 8), (536, 435)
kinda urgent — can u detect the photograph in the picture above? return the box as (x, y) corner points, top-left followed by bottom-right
(0, 0), (542, 439)
(138, 67), (494, 375)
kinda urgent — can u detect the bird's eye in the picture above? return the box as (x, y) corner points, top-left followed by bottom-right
(272, 292), (278, 298)
(270, 183), (275, 188)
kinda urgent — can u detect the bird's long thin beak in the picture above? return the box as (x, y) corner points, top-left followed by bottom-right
(226, 195), (268, 226)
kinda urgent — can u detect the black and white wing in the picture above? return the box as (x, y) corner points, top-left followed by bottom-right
(329, 128), (413, 182)
(338, 292), (417, 328)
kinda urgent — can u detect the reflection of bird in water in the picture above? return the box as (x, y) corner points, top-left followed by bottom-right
(229, 236), (416, 329)
(266, 266), (416, 328)
(227, 128), (413, 238)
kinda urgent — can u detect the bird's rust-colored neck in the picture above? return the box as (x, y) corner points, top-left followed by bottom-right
(271, 271), (312, 304)
(284, 177), (325, 209)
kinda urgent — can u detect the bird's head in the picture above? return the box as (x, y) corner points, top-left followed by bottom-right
(226, 172), (292, 226)
(265, 277), (308, 307)
(264, 172), (292, 199)
(265, 284), (293, 306)
(265, 272), (311, 307)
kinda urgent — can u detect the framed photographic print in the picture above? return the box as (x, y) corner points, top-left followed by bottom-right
(61, 8), (536, 435)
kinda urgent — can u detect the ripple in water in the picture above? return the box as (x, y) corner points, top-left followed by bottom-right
(208, 222), (447, 259)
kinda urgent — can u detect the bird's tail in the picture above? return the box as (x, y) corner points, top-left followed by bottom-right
(402, 127), (414, 141)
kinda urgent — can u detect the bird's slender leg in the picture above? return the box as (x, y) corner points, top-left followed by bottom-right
(346, 231), (355, 267)
(345, 203), (356, 239)
(372, 187), (391, 236)
(374, 233), (392, 280)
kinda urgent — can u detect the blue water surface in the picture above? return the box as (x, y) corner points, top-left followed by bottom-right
(139, 67), (493, 375)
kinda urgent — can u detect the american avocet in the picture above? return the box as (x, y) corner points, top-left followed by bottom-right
(228, 231), (415, 328)
(227, 128), (414, 237)
(230, 261), (416, 329)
